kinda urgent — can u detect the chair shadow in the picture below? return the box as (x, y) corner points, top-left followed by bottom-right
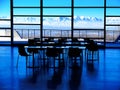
(47, 68), (64, 90)
(69, 63), (83, 90)
(87, 63), (95, 72)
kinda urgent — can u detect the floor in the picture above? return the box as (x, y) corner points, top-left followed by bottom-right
(0, 46), (120, 90)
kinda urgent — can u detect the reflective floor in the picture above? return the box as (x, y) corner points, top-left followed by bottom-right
(0, 46), (120, 90)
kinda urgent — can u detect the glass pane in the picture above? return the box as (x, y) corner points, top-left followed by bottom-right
(74, 30), (104, 39)
(0, 21), (10, 28)
(73, 31), (80, 37)
(43, 0), (71, 7)
(13, 17), (40, 24)
(0, 37), (11, 41)
(107, 0), (120, 6)
(106, 26), (120, 30)
(74, 8), (104, 29)
(14, 28), (40, 40)
(74, 0), (104, 6)
(0, 0), (10, 18)
(43, 8), (71, 15)
(43, 17), (71, 30)
(0, 29), (11, 36)
(106, 26), (120, 42)
(14, 8), (40, 15)
(13, 0), (40, 6)
(106, 8), (120, 16)
(106, 17), (120, 25)
(14, 25), (40, 29)
(43, 17), (71, 37)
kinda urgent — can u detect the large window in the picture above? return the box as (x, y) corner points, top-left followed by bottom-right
(13, 0), (41, 43)
(0, 0), (120, 47)
(0, 0), (11, 43)
(43, 0), (72, 38)
(73, 0), (104, 44)
(106, 0), (120, 45)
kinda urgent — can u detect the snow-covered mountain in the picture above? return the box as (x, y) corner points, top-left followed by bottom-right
(13, 16), (103, 22)
(74, 16), (102, 22)
(1, 16), (120, 30)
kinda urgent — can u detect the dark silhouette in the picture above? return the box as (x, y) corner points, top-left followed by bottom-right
(16, 45), (31, 68)
(47, 68), (64, 89)
(69, 63), (83, 90)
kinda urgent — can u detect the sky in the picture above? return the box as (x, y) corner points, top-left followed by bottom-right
(0, 0), (120, 29)
(0, 0), (120, 18)
(0, 0), (10, 17)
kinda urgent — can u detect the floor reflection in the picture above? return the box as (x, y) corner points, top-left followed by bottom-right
(69, 62), (83, 90)
(47, 68), (64, 90)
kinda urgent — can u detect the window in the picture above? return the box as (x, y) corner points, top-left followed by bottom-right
(74, 0), (104, 7)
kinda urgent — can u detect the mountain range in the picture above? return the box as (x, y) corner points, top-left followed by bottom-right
(13, 16), (103, 22)
(0, 16), (120, 30)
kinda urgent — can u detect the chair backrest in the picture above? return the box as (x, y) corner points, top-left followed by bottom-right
(86, 43), (98, 51)
(28, 39), (35, 45)
(18, 45), (28, 56)
(68, 48), (81, 57)
(46, 48), (58, 57)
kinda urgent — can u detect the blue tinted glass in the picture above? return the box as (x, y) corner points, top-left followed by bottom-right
(0, 0), (10, 18)
(106, 8), (120, 16)
(43, 0), (71, 7)
(14, 8), (40, 15)
(74, 0), (104, 6)
(13, 0), (40, 6)
(43, 8), (71, 15)
(107, 0), (120, 6)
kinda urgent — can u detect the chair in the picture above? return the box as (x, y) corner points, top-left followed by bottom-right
(46, 48), (59, 68)
(28, 38), (39, 61)
(86, 41), (99, 63)
(68, 47), (83, 67)
(16, 45), (31, 68)
(34, 38), (41, 45)
(28, 39), (35, 46)
(56, 48), (64, 67)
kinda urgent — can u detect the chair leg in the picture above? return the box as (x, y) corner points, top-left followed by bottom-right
(16, 54), (19, 68)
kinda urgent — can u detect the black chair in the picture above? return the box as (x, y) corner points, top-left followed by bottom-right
(68, 47), (83, 67)
(16, 45), (31, 68)
(56, 48), (64, 67)
(46, 48), (59, 68)
(86, 42), (99, 63)
(34, 38), (41, 45)
(28, 38), (39, 61)
(28, 39), (35, 46)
